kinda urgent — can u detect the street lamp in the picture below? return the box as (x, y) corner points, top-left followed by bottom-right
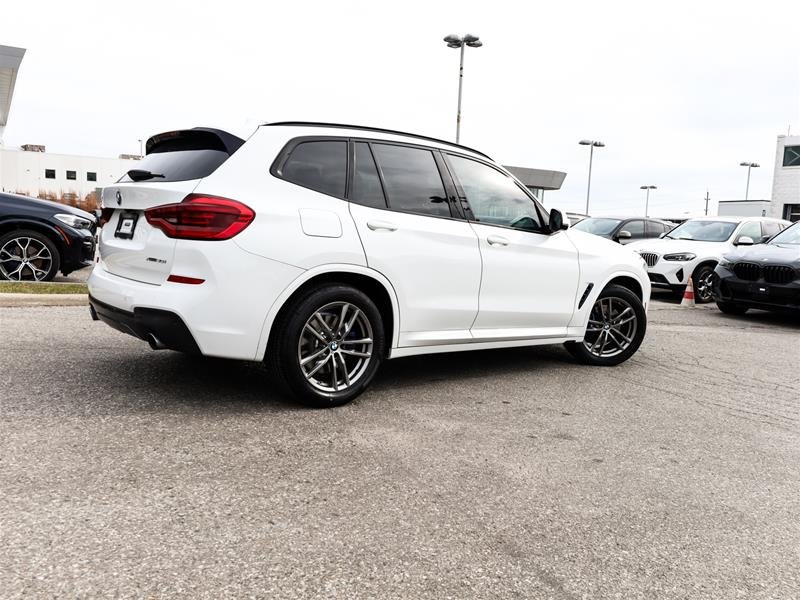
(578, 139), (605, 215)
(138, 139), (143, 157)
(640, 185), (657, 217)
(443, 33), (482, 144)
(739, 161), (759, 200)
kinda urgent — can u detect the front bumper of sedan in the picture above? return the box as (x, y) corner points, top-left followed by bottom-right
(712, 264), (800, 312)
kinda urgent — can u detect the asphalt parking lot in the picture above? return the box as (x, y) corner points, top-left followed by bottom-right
(1, 293), (799, 599)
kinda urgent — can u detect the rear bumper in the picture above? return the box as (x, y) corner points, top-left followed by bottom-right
(89, 295), (201, 354)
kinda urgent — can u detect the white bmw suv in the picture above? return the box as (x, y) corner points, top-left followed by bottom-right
(628, 216), (791, 302)
(89, 122), (650, 406)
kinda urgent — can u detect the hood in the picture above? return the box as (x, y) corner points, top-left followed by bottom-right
(723, 242), (800, 266)
(0, 192), (95, 221)
(627, 237), (725, 256)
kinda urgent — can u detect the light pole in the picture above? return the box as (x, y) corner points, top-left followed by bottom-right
(138, 139), (143, 157)
(579, 139), (604, 215)
(640, 185), (657, 217)
(739, 161), (759, 200)
(443, 34), (482, 144)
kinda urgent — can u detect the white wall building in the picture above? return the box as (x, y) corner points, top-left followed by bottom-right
(717, 199), (771, 217)
(0, 146), (138, 206)
(770, 134), (800, 222)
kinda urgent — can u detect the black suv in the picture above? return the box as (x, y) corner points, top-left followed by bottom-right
(712, 222), (800, 315)
(0, 192), (97, 281)
(571, 216), (673, 244)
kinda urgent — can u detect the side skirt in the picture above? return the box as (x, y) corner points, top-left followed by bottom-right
(389, 336), (583, 359)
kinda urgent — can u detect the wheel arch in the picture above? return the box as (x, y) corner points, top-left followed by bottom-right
(604, 274), (644, 300)
(0, 218), (67, 254)
(257, 264), (400, 361)
(691, 259), (719, 278)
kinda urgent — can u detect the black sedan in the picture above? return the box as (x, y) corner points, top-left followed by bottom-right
(0, 192), (97, 281)
(712, 222), (800, 315)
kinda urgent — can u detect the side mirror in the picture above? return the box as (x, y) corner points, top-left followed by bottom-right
(548, 209), (567, 233)
(617, 230), (632, 242)
(759, 235), (771, 244)
(736, 236), (755, 246)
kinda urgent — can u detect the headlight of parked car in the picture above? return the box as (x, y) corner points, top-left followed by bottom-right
(717, 257), (733, 269)
(663, 252), (696, 261)
(54, 213), (94, 230)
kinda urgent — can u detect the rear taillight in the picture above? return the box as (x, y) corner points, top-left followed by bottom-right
(144, 194), (255, 241)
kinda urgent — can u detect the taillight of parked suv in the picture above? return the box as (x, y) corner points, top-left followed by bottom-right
(144, 194), (255, 240)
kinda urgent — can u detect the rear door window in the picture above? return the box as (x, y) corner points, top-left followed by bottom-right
(351, 143), (387, 209)
(371, 144), (451, 217)
(762, 221), (782, 238)
(281, 141), (347, 198)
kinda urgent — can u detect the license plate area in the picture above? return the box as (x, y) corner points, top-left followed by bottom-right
(750, 283), (770, 296)
(115, 211), (139, 239)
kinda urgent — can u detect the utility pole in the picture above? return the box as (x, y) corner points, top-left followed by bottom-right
(704, 190), (710, 216)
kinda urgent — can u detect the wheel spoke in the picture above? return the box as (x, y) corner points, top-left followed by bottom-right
(606, 329), (626, 350)
(304, 322), (327, 343)
(304, 353), (331, 379)
(340, 337), (372, 345)
(300, 345), (329, 366)
(610, 327), (632, 344)
(337, 353), (351, 387)
(336, 303), (349, 335)
(330, 352), (338, 391)
(343, 308), (361, 336)
(340, 349), (371, 358)
(614, 315), (636, 327)
(314, 312), (334, 337)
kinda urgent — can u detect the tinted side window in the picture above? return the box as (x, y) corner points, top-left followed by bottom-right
(351, 143), (386, 209)
(447, 154), (542, 232)
(282, 141), (347, 198)
(762, 221), (782, 238)
(645, 220), (662, 238)
(624, 220), (645, 239)
(737, 221), (761, 242)
(371, 144), (450, 217)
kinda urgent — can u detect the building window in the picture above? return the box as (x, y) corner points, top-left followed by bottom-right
(87, 172), (97, 182)
(44, 169), (55, 179)
(66, 170), (77, 180)
(784, 146), (800, 167)
(784, 204), (800, 222)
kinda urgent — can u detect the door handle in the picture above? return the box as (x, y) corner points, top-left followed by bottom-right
(487, 235), (509, 246)
(367, 220), (398, 232)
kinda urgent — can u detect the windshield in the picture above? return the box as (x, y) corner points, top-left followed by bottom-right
(769, 223), (800, 245)
(665, 220), (738, 242)
(573, 218), (622, 235)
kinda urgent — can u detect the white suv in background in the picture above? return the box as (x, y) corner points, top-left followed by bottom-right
(629, 216), (791, 302)
(89, 122), (650, 407)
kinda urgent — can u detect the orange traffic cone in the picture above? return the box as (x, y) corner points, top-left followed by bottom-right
(681, 276), (696, 307)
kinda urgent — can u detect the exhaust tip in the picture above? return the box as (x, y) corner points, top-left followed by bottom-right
(89, 305), (99, 321)
(146, 333), (167, 351)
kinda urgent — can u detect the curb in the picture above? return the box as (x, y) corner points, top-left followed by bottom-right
(0, 293), (89, 307)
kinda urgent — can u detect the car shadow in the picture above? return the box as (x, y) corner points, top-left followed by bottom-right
(85, 343), (578, 413)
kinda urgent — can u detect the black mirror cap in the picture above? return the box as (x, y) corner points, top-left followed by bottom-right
(548, 209), (567, 233)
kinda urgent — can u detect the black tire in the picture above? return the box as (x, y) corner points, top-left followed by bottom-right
(692, 263), (716, 304)
(266, 284), (385, 408)
(564, 284), (647, 366)
(716, 301), (748, 316)
(0, 229), (60, 282)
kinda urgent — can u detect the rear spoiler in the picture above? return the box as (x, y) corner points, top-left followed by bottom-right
(145, 127), (245, 156)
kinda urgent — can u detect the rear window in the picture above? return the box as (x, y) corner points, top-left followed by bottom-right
(118, 129), (242, 183)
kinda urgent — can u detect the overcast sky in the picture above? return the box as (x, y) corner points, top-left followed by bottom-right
(4, 0), (799, 216)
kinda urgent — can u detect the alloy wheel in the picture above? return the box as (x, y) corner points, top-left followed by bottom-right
(583, 296), (638, 358)
(298, 301), (374, 393)
(694, 270), (714, 302)
(0, 236), (53, 281)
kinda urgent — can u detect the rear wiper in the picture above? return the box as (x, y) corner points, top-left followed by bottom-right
(127, 169), (165, 181)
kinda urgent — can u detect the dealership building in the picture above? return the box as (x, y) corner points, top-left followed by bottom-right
(769, 134), (800, 222)
(1, 44), (139, 208)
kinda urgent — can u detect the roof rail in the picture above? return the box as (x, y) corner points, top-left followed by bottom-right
(262, 121), (492, 160)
